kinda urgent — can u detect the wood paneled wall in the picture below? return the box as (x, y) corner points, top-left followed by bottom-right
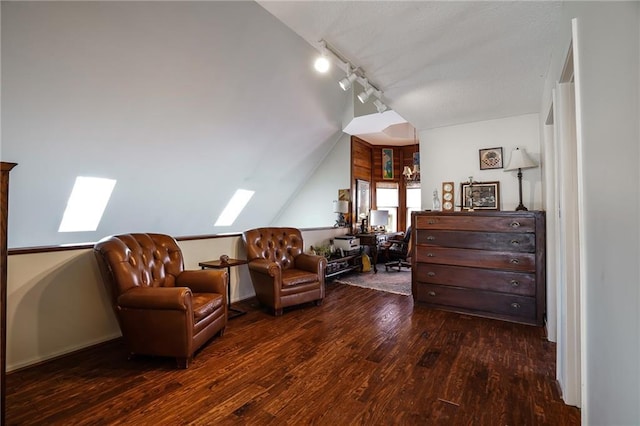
(350, 137), (418, 232)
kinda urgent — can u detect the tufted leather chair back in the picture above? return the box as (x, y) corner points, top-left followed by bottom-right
(94, 233), (185, 306)
(243, 227), (305, 270)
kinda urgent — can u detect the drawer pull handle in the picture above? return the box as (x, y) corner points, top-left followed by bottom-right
(510, 221), (520, 228)
(427, 272), (436, 277)
(427, 253), (435, 257)
(510, 258), (520, 264)
(511, 302), (521, 310)
(510, 240), (520, 246)
(428, 291), (436, 297)
(428, 220), (436, 224)
(427, 236), (435, 241)
(510, 280), (520, 288)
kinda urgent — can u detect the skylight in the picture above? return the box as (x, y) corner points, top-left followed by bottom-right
(58, 176), (116, 232)
(214, 189), (254, 227)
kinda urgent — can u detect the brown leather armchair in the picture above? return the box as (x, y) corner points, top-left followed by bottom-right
(242, 227), (326, 316)
(93, 233), (227, 368)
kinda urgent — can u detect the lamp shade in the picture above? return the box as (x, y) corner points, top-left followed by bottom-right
(504, 147), (538, 171)
(402, 166), (413, 177)
(369, 210), (389, 227)
(333, 200), (348, 214)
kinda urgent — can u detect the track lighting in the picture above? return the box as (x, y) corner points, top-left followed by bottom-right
(314, 55), (330, 73)
(358, 85), (375, 103)
(314, 39), (386, 106)
(338, 72), (357, 91)
(373, 99), (387, 113)
(314, 41), (331, 73)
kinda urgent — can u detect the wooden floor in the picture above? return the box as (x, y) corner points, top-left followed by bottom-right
(6, 283), (580, 425)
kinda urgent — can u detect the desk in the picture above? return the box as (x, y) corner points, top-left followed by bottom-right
(199, 258), (247, 319)
(356, 233), (403, 273)
(356, 234), (381, 273)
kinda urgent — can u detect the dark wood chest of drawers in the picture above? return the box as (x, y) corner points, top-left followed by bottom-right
(412, 211), (546, 326)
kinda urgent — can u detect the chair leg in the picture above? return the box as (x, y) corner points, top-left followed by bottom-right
(219, 326), (226, 337)
(315, 299), (323, 306)
(176, 357), (190, 369)
(274, 308), (283, 316)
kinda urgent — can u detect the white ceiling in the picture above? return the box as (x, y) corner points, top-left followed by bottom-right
(258, 1), (562, 140)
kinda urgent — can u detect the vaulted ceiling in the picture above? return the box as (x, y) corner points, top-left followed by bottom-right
(3, 1), (563, 247)
(258, 1), (562, 132)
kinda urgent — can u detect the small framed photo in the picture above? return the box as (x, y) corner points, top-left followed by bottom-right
(479, 147), (503, 170)
(460, 181), (500, 210)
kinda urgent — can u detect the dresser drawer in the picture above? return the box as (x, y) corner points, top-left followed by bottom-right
(416, 246), (536, 272)
(415, 214), (535, 233)
(415, 263), (535, 296)
(416, 230), (535, 253)
(416, 283), (536, 320)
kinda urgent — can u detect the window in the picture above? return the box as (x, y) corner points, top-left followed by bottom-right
(214, 189), (254, 226)
(406, 183), (421, 226)
(58, 176), (116, 232)
(376, 182), (398, 232)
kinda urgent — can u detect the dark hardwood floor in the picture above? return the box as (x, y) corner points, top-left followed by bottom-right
(6, 283), (580, 425)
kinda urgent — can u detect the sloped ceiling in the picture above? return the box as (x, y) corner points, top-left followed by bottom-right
(257, 1), (562, 131)
(2, 1), (349, 247)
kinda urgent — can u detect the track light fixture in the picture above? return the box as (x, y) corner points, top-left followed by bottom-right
(314, 41), (331, 73)
(314, 56), (330, 73)
(373, 99), (387, 113)
(357, 82), (375, 103)
(314, 39), (386, 107)
(338, 71), (358, 91)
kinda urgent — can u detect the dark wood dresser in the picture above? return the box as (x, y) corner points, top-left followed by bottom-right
(412, 211), (546, 326)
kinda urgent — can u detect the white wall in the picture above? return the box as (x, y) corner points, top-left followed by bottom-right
(274, 132), (351, 227)
(420, 114), (542, 212)
(541, 2), (640, 424)
(1, 2), (348, 248)
(6, 228), (345, 371)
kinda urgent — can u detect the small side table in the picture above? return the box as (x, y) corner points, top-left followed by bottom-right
(199, 258), (248, 319)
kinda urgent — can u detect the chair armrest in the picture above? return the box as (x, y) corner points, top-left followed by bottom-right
(177, 269), (227, 295)
(388, 234), (405, 243)
(247, 258), (281, 277)
(118, 286), (191, 311)
(295, 253), (326, 273)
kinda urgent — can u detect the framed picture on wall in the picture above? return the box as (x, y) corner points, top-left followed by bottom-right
(479, 147), (503, 170)
(382, 148), (394, 179)
(460, 181), (500, 210)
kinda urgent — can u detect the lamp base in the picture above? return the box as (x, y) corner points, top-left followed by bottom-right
(514, 169), (528, 212)
(334, 213), (348, 228)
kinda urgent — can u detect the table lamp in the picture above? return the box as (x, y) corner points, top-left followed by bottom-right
(504, 147), (538, 211)
(333, 200), (349, 227)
